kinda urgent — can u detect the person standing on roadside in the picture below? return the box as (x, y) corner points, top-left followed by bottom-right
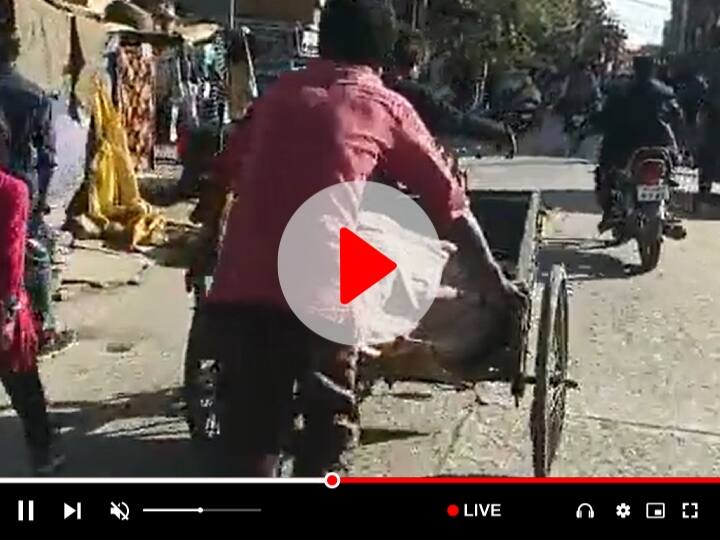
(0, 110), (65, 476)
(0, 31), (74, 356)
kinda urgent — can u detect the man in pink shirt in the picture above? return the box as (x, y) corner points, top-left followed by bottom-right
(201, 0), (526, 477)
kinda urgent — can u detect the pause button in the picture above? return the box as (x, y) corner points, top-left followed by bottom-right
(18, 500), (35, 521)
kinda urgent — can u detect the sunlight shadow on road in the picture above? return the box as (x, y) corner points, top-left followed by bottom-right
(386, 391), (434, 401)
(0, 387), (208, 477)
(539, 240), (631, 281)
(360, 427), (429, 446)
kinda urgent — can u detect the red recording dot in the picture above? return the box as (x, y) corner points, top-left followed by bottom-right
(447, 504), (460, 517)
(324, 472), (341, 488)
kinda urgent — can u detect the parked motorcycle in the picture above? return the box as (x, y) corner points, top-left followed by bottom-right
(603, 146), (686, 271)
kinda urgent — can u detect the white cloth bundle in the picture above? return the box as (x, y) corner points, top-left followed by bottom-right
(356, 211), (504, 378)
(351, 211), (455, 348)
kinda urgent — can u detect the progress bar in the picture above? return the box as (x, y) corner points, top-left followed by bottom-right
(142, 508), (262, 514)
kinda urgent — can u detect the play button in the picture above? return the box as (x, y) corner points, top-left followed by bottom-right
(278, 180), (450, 347)
(339, 227), (397, 305)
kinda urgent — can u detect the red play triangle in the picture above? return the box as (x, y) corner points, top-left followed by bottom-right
(339, 227), (397, 305)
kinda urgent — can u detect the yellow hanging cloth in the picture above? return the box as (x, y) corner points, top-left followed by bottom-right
(82, 77), (166, 248)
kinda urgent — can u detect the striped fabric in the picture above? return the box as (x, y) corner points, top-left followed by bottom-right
(197, 33), (229, 126)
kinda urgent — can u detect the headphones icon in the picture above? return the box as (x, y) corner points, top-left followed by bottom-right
(576, 503), (595, 519)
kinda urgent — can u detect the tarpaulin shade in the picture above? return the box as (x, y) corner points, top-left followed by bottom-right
(15, 0), (72, 93)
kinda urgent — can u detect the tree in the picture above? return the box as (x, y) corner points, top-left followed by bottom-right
(424, 0), (627, 77)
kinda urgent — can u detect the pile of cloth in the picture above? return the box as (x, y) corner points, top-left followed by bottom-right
(65, 78), (166, 249)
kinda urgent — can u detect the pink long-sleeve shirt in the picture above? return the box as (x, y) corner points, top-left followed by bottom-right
(208, 59), (467, 310)
(0, 170), (38, 372)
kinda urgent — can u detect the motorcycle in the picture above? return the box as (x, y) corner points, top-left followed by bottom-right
(603, 146), (686, 271)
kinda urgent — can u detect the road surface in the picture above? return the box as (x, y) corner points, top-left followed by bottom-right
(2, 157), (720, 477)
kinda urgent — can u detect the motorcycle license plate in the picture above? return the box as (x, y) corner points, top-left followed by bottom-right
(637, 185), (669, 202)
(521, 113), (533, 121)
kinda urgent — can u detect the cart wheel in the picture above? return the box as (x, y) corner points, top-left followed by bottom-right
(530, 265), (570, 477)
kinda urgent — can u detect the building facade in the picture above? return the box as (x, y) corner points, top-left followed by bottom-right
(666, 0), (720, 54)
(394, 0), (430, 29)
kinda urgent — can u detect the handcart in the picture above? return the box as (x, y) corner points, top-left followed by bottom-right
(182, 189), (572, 477)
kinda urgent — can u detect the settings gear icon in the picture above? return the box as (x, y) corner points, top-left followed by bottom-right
(616, 503), (631, 519)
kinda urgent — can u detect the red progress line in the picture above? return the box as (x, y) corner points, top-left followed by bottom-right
(340, 477), (720, 485)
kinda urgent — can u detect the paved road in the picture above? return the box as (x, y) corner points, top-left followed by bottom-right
(2, 158), (720, 477)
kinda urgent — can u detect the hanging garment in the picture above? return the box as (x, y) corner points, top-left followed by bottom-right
(179, 82), (199, 129)
(212, 32), (229, 83)
(67, 16), (86, 122)
(196, 36), (230, 128)
(155, 50), (173, 102)
(116, 44), (156, 172)
(228, 30), (258, 120)
(212, 33), (230, 126)
(155, 49), (183, 144)
(198, 75), (222, 127)
(66, 78), (165, 249)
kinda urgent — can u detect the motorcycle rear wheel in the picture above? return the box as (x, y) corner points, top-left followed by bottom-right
(638, 237), (662, 272)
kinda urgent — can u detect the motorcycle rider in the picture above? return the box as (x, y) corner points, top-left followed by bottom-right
(593, 55), (683, 231)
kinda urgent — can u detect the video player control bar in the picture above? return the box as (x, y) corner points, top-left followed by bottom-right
(142, 507), (262, 514)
